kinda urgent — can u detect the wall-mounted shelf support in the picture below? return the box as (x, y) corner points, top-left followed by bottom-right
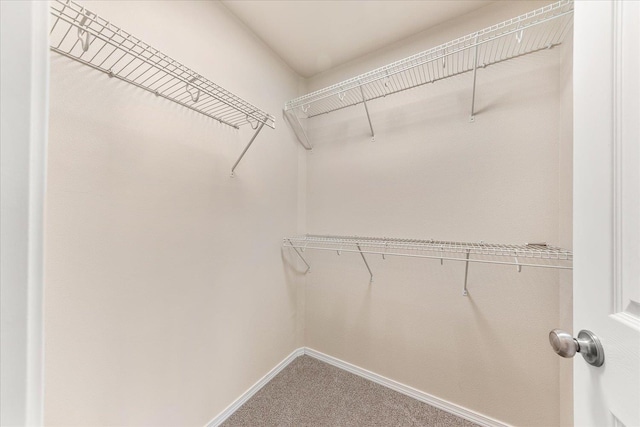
(356, 243), (374, 283)
(463, 250), (471, 296)
(469, 34), (479, 123)
(231, 121), (265, 177)
(283, 109), (313, 150)
(359, 85), (375, 141)
(49, 0), (276, 176)
(287, 239), (311, 274)
(283, 235), (572, 295)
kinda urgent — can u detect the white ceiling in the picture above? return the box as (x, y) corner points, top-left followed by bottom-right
(221, 0), (494, 78)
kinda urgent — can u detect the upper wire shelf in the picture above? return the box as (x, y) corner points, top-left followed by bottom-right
(283, 235), (572, 294)
(284, 0), (574, 149)
(50, 0), (275, 130)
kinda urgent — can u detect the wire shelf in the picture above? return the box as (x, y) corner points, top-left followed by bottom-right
(49, 0), (276, 131)
(285, 0), (573, 117)
(283, 235), (572, 290)
(283, 0), (573, 148)
(285, 235), (572, 263)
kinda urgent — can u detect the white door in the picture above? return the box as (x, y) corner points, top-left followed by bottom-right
(572, 1), (640, 426)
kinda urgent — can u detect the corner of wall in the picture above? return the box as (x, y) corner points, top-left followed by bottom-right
(295, 77), (309, 349)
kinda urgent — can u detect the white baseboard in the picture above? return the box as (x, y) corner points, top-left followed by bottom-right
(205, 347), (305, 427)
(304, 348), (510, 427)
(205, 346), (509, 427)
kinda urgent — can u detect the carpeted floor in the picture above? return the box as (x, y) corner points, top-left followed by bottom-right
(222, 355), (479, 427)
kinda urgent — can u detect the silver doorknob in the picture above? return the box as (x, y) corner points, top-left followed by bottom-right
(549, 329), (604, 367)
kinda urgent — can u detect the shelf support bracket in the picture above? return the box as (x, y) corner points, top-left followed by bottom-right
(359, 85), (375, 141)
(462, 249), (471, 296)
(231, 121), (265, 177)
(356, 243), (374, 283)
(283, 108), (312, 150)
(469, 34), (479, 123)
(287, 239), (311, 274)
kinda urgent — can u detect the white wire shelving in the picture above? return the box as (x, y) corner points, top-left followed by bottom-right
(283, 235), (572, 295)
(49, 0), (276, 176)
(284, 0), (574, 149)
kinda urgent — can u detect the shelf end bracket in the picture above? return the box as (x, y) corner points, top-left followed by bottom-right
(287, 239), (311, 274)
(283, 108), (313, 150)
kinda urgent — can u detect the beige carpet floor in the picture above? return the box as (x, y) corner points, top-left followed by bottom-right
(222, 355), (480, 427)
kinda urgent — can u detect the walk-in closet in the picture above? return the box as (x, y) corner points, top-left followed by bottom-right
(2, 1), (639, 427)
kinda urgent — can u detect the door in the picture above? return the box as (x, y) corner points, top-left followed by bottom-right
(573, 1), (640, 426)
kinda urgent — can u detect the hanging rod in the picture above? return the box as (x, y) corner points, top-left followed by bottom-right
(282, 235), (572, 295)
(49, 0), (275, 174)
(284, 0), (574, 148)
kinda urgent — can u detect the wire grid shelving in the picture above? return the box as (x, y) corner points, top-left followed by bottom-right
(283, 235), (572, 294)
(50, 0), (275, 130)
(49, 0), (275, 174)
(284, 0), (574, 149)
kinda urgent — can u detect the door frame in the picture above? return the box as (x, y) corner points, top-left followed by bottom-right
(0, 1), (49, 425)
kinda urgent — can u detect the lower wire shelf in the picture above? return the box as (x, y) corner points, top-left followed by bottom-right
(282, 234), (572, 295)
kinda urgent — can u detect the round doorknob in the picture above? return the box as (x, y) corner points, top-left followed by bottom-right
(549, 329), (578, 357)
(549, 329), (605, 367)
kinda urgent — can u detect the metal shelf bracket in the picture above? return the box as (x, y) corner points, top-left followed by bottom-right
(356, 243), (374, 283)
(230, 121), (265, 177)
(283, 109), (312, 150)
(359, 85), (375, 142)
(287, 239), (311, 274)
(462, 249), (471, 296)
(469, 34), (479, 123)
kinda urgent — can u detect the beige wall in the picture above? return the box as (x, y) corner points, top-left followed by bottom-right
(44, 1), (573, 426)
(44, 1), (303, 426)
(302, 2), (571, 426)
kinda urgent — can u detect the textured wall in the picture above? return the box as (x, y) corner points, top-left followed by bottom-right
(302, 2), (570, 426)
(44, 2), (303, 426)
